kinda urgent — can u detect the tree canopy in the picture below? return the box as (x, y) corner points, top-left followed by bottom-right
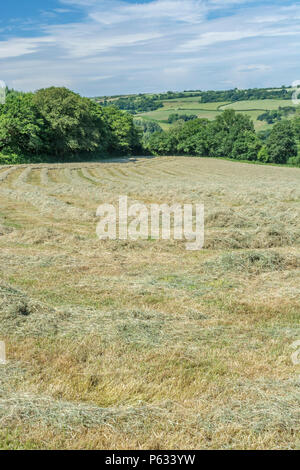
(0, 87), (140, 161)
(0, 87), (298, 166)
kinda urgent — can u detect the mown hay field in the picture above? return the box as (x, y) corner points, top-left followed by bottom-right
(0, 156), (299, 450)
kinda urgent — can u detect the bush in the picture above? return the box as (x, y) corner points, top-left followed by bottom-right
(287, 155), (300, 167)
(257, 146), (270, 163)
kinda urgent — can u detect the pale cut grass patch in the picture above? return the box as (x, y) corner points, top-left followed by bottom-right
(0, 156), (299, 449)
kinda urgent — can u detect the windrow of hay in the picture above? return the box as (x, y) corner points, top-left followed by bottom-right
(205, 226), (300, 249)
(40, 168), (50, 186)
(0, 390), (168, 433)
(0, 157), (300, 449)
(0, 167), (16, 182)
(0, 284), (60, 337)
(0, 221), (14, 237)
(7, 226), (87, 245)
(204, 250), (300, 275)
(0, 187), (91, 222)
(0, 283), (178, 344)
(194, 376), (300, 435)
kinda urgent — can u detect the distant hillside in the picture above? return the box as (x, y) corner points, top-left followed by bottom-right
(91, 86), (297, 131)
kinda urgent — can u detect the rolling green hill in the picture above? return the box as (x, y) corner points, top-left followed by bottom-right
(136, 97), (296, 131)
(93, 87), (298, 132)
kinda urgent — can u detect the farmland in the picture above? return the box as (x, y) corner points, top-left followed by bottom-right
(0, 156), (299, 449)
(136, 97), (294, 131)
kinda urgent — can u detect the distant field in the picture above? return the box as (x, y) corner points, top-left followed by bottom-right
(138, 107), (220, 122)
(0, 157), (299, 449)
(160, 100), (228, 110)
(219, 99), (290, 111)
(136, 97), (296, 131)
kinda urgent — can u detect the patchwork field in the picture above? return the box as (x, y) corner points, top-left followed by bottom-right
(0, 156), (299, 449)
(136, 98), (292, 131)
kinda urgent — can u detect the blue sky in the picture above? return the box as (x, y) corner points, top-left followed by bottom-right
(0, 0), (300, 96)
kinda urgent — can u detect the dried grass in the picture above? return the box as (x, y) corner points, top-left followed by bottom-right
(0, 157), (299, 449)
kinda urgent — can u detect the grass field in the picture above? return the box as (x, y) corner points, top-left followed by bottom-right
(136, 98), (294, 131)
(0, 156), (299, 449)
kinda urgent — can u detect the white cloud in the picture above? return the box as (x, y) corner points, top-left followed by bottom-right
(0, 37), (54, 59)
(0, 0), (300, 94)
(43, 22), (164, 58)
(89, 0), (206, 25)
(179, 31), (257, 51)
(236, 64), (272, 73)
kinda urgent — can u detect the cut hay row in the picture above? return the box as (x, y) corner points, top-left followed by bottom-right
(40, 168), (50, 186)
(81, 167), (104, 184)
(0, 168), (94, 221)
(0, 187), (92, 221)
(0, 167), (17, 183)
(1, 157), (300, 449)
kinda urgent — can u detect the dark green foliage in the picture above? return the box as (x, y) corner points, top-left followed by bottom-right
(200, 87), (292, 103)
(134, 119), (163, 134)
(287, 155), (300, 167)
(147, 118), (210, 157)
(0, 87), (142, 161)
(167, 113), (197, 124)
(155, 91), (202, 100)
(266, 121), (298, 164)
(1, 87), (299, 166)
(146, 130), (178, 155)
(98, 94), (163, 114)
(257, 146), (271, 163)
(292, 115), (300, 140)
(175, 119), (210, 156)
(207, 110), (255, 159)
(232, 131), (262, 161)
(102, 106), (141, 155)
(258, 106), (296, 124)
(146, 109), (298, 164)
(0, 93), (44, 155)
(95, 87), (293, 106)
(32, 87), (108, 157)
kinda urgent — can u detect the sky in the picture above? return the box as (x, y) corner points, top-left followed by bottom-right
(0, 0), (300, 96)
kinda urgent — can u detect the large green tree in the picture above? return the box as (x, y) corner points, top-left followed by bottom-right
(266, 121), (298, 164)
(0, 93), (44, 154)
(32, 87), (109, 157)
(102, 106), (141, 155)
(175, 118), (210, 156)
(232, 130), (262, 161)
(208, 109), (255, 158)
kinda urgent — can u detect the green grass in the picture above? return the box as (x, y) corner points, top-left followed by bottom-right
(136, 98), (296, 131)
(219, 99), (290, 111)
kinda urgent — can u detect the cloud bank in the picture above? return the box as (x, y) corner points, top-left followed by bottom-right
(0, 0), (299, 95)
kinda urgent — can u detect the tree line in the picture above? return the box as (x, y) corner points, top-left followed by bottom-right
(257, 106), (296, 124)
(97, 94), (163, 114)
(1, 86), (299, 167)
(199, 87), (292, 103)
(0, 87), (141, 164)
(145, 109), (300, 166)
(167, 113), (198, 124)
(95, 87), (294, 113)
